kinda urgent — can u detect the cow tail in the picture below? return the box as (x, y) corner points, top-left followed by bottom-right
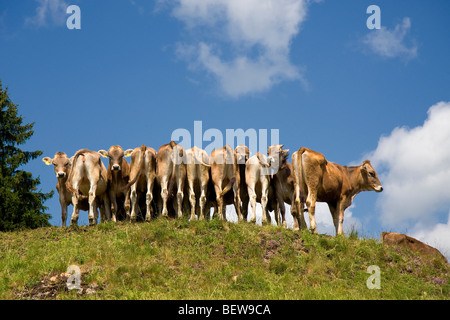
(220, 176), (235, 196)
(168, 144), (183, 197)
(122, 145), (146, 191)
(65, 150), (84, 194)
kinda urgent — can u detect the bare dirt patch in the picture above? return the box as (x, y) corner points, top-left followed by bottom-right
(16, 271), (102, 300)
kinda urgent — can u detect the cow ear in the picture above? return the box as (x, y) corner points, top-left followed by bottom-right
(360, 164), (367, 173)
(42, 157), (53, 165)
(98, 150), (108, 158)
(124, 149), (134, 157)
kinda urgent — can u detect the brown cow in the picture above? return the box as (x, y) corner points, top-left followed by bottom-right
(268, 144), (305, 228)
(292, 147), (383, 235)
(210, 145), (242, 221)
(43, 152), (93, 226)
(98, 146), (131, 222)
(381, 232), (447, 264)
(123, 144), (157, 222)
(185, 146), (211, 220)
(156, 141), (186, 218)
(66, 149), (111, 226)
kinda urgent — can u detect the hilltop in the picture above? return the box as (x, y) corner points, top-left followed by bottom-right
(0, 218), (448, 300)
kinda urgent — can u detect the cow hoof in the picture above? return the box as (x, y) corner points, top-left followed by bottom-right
(89, 219), (97, 226)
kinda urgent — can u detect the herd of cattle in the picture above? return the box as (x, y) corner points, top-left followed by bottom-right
(43, 142), (383, 235)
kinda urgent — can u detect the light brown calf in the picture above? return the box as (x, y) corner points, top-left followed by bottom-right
(185, 146), (211, 220)
(210, 145), (242, 221)
(43, 152), (92, 226)
(292, 147), (383, 235)
(156, 141), (186, 218)
(381, 232), (447, 263)
(98, 145), (131, 222)
(66, 149), (111, 226)
(124, 144), (157, 222)
(245, 152), (273, 224)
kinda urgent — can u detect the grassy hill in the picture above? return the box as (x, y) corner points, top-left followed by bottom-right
(0, 218), (448, 300)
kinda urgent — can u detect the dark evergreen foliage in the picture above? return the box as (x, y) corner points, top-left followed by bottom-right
(0, 81), (53, 231)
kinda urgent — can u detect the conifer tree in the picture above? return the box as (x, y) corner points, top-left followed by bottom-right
(0, 81), (53, 231)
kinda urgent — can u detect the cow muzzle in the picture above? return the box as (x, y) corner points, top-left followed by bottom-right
(56, 172), (66, 178)
(374, 185), (383, 192)
(112, 164), (121, 171)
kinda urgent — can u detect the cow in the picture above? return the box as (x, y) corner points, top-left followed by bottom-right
(156, 141), (186, 218)
(245, 152), (274, 224)
(268, 144), (306, 229)
(292, 147), (383, 235)
(98, 145), (131, 222)
(43, 152), (91, 226)
(210, 145), (242, 221)
(123, 144), (157, 222)
(381, 232), (447, 264)
(65, 149), (111, 226)
(185, 146), (211, 220)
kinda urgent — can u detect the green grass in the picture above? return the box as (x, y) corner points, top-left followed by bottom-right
(0, 218), (448, 299)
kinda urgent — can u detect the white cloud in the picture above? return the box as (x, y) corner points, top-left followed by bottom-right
(25, 0), (68, 27)
(170, 0), (309, 97)
(363, 17), (418, 60)
(366, 101), (450, 259)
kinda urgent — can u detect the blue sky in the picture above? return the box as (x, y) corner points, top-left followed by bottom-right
(1, 1), (450, 257)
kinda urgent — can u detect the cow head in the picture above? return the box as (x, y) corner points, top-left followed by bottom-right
(268, 144), (289, 163)
(99, 145), (131, 171)
(360, 160), (383, 192)
(267, 144), (289, 174)
(236, 145), (250, 165)
(43, 152), (72, 179)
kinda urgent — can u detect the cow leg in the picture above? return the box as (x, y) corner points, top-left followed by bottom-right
(233, 183), (243, 222)
(176, 180), (184, 219)
(276, 194), (285, 227)
(124, 190), (131, 221)
(293, 184), (303, 230)
(70, 194), (80, 226)
(102, 194), (111, 222)
(145, 178), (154, 222)
(88, 184), (99, 226)
(241, 192), (249, 221)
(98, 201), (106, 223)
(199, 183), (207, 220)
(334, 200), (349, 236)
(261, 179), (270, 225)
(110, 191), (118, 223)
(60, 200), (68, 227)
(93, 198), (98, 221)
(161, 177), (169, 217)
(69, 180), (80, 226)
(214, 183), (225, 220)
(275, 201), (281, 226)
(247, 183), (257, 223)
(188, 180), (196, 221)
(130, 185), (138, 222)
(306, 192), (318, 234)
